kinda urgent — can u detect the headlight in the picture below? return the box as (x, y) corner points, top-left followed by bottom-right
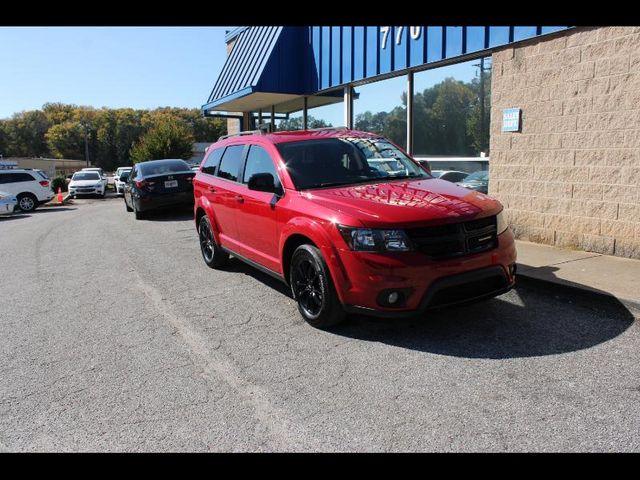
(496, 210), (508, 235)
(338, 225), (413, 252)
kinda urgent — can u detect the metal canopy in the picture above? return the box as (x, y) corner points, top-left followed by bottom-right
(203, 26), (316, 115)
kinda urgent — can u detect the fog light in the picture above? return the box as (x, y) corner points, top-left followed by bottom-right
(376, 288), (413, 308)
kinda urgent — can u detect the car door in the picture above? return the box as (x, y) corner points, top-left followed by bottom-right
(234, 144), (282, 273)
(207, 144), (247, 251)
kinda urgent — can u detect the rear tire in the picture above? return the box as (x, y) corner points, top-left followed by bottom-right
(290, 244), (345, 329)
(133, 200), (144, 219)
(17, 193), (37, 212)
(199, 215), (229, 268)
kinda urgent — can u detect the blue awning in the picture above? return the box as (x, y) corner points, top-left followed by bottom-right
(203, 26), (316, 114)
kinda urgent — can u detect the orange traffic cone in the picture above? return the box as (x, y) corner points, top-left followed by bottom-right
(57, 187), (63, 203)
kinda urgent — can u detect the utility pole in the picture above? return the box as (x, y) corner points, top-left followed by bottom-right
(81, 119), (90, 167)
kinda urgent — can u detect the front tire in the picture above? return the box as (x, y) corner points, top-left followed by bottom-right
(290, 244), (345, 329)
(199, 215), (229, 268)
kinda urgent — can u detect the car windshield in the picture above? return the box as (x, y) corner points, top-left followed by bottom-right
(276, 137), (430, 190)
(139, 160), (190, 177)
(72, 172), (100, 181)
(463, 171), (489, 183)
(120, 172), (130, 180)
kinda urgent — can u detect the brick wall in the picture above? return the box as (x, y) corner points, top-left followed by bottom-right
(490, 26), (640, 259)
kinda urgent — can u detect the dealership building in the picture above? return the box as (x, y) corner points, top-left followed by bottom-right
(204, 26), (640, 259)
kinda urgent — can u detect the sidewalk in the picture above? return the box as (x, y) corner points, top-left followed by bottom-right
(515, 240), (640, 320)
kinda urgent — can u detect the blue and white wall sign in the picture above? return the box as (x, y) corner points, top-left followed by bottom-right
(502, 108), (522, 132)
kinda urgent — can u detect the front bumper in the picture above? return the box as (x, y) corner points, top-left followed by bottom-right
(69, 186), (103, 196)
(325, 229), (518, 317)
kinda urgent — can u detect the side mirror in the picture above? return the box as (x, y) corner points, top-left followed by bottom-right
(248, 172), (278, 194)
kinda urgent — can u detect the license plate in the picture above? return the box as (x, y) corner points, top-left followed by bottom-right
(165, 180), (178, 188)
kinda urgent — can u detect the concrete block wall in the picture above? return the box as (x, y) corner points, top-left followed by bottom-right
(490, 26), (640, 259)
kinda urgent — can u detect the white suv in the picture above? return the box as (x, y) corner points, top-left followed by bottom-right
(0, 169), (54, 212)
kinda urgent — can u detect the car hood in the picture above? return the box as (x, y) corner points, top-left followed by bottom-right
(70, 180), (102, 187)
(301, 178), (502, 229)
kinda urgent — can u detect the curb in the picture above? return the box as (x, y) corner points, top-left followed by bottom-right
(516, 271), (640, 321)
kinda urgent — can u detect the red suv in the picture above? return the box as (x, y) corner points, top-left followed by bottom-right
(193, 129), (517, 329)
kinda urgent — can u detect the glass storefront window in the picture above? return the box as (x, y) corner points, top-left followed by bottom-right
(412, 57), (491, 158)
(353, 75), (407, 151)
(303, 89), (344, 129)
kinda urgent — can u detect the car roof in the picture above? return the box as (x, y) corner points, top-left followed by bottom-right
(220, 128), (383, 146)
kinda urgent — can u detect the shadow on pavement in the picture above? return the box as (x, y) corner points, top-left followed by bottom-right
(33, 207), (77, 213)
(223, 259), (635, 359)
(0, 213), (31, 221)
(330, 265), (635, 359)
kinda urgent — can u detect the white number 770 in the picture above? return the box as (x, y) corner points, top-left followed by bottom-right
(381, 26), (421, 49)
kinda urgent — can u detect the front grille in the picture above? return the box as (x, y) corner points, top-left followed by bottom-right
(406, 215), (498, 260)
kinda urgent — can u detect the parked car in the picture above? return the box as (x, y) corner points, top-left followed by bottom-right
(431, 170), (469, 183)
(0, 190), (18, 216)
(457, 170), (490, 194)
(68, 171), (106, 198)
(123, 159), (195, 219)
(0, 169), (54, 212)
(114, 167), (132, 196)
(82, 167), (105, 178)
(193, 129), (516, 329)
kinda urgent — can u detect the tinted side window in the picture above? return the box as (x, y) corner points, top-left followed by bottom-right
(242, 145), (279, 185)
(202, 148), (224, 176)
(0, 173), (9, 184)
(217, 145), (245, 182)
(4, 173), (35, 183)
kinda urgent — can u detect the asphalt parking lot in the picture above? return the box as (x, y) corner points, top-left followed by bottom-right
(1, 194), (639, 452)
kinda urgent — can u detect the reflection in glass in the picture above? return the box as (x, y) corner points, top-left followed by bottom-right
(353, 75), (407, 150)
(413, 57), (492, 157)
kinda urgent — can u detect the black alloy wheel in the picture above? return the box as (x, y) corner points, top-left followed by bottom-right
(290, 244), (345, 329)
(199, 215), (229, 268)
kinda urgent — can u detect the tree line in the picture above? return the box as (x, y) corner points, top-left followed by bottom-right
(0, 103), (227, 170)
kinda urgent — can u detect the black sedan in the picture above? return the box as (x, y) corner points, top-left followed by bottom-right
(124, 159), (195, 219)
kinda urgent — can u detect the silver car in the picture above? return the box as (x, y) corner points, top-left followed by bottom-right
(0, 190), (18, 216)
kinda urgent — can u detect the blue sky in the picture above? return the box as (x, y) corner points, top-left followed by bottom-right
(0, 26), (486, 123)
(0, 26), (234, 119)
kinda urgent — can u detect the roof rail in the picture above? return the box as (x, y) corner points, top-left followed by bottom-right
(218, 130), (265, 142)
(307, 126), (349, 132)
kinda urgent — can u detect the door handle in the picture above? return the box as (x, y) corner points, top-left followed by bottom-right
(235, 195), (244, 204)
(207, 186), (216, 193)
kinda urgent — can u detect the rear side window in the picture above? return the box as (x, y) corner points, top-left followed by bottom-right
(139, 160), (190, 176)
(217, 145), (245, 182)
(242, 145), (279, 185)
(202, 148), (224, 176)
(0, 172), (35, 183)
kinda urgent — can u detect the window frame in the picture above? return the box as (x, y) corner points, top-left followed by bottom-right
(215, 144), (248, 185)
(240, 144), (283, 190)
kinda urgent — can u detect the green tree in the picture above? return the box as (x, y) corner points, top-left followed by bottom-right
(129, 116), (194, 164)
(276, 115), (330, 131)
(45, 121), (85, 159)
(4, 110), (50, 157)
